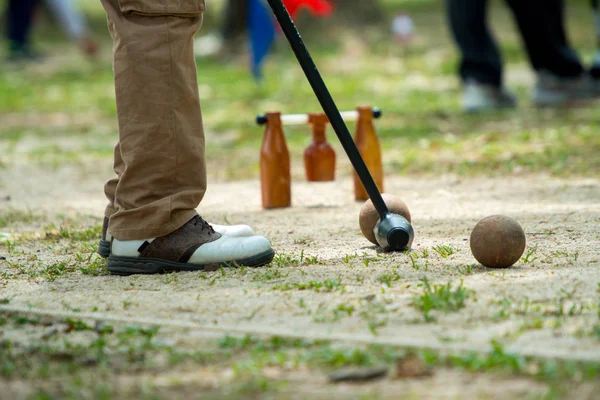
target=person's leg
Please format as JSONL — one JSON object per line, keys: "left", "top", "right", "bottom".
{"left": 101, "top": 0, "right": 207, "bottom": 240}
{"left": 6, "top": 0, "right": 38, "bottom": 55}
{"left": 590, "top": 0, "right": 600, "bottom": 78}
{"left": 445, "top": 0, "right": 516, "bottom": 112}
{"left": 221, "top": 0, "right": 247, "bottom": 43}
{"left": 446, "top": 0, "right": 502, "bottom": 87}
{"left": 98, "top": 140, "right": 255, "bottom": 258}
{"left": 99, "top": 0, "right": 273, "bottom": 274}
{"left": 505, "top": 0, "right": 583, "bottom": 78}
{"left": 505, "top": 0, "right": 594, "bottom": 105}
{"left": 44, "top": 0, "right": 98, "bottom": 57}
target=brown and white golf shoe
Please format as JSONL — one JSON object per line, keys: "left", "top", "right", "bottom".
{"left": 106, "top": 215, "right": 274, "bottom": 275}
{"left": 98, "top": 216, "right": 255, "bottom": 258}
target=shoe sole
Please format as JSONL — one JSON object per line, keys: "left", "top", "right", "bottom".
{"left": 107, "top": 249, "right": 275, "bottom": 276}
{"left": 98, "top": 239, "right": 110, "bottom": 258}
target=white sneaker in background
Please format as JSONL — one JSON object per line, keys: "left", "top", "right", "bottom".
{"left": 462, "top": 80, "right": 517, "bottom": 113}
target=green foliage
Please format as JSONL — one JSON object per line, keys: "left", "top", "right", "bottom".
{"left": 432, "top": 245, "right": 458, "bottom": 258}
{"left": 412, "top": 279, "right": 474, "bottom": 322}
{"left": 0, "top": 208, "right": 43, "bottom": 228}
{"left": 522, "top": 244, "right": 539, "bottom": 263}
{"left": 273, "top": 278, "right": 344, "bottom": 292}
{"left": 377, "top": 272, "right": 402, "bottom": 287}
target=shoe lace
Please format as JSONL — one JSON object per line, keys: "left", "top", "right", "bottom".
{"left": 192, "top": 215, "right": 215, "bottom": 234}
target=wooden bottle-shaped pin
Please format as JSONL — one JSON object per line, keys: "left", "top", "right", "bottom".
{"left": 353, "top": 106, "right": 383, "bottom": 201}
{"left": 260, "top": 112, "right": 291, "bottom": 209}
{"left": 304, "top": 113, "right": 336, "bottom": 182}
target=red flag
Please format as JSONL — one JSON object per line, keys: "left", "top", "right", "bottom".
{"left": 282, "top": 0, "right": 333, "bottom": 18}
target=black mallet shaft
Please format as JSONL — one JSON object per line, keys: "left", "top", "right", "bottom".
{"left": 265, "top": 0, "right": 389, "bottom": 221}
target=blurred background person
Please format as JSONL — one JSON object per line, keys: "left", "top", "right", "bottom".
{"left": 446, "top": 0, "right": 596, "bottom": 112}
{"left": 4, "top": 0, "right": 98, "bottom": 63}
{"left": 45, "top": 0, "right": 98, "bottom": 58}
{"left": 5, "top": 0, "right": 40, "bottom": 62}
{"left": 590, "top": 0, "right": 600, "bottom": 80}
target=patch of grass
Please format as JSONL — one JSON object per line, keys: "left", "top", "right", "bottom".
{"left": 3, "top": 259, "right": 73, "bottom": 281}
{"left": 57, "top": 226, "right": 102, "bottom": 241}
{"left": 273, "top": 278, "right": 344, "bottom": 293}
{"left": 546, "top": 298, "right": 586, "bottom": 317}
{"left": 293, "top": 236, "right": 313, "bottom": 245}
{"left": 2, "top": 305, "right": 600, "bottom": 398}
{"left": 516, "top": 317, "right": 546, "bottom": 334}
{"left": 270, "top": 253, "right": 300, "bottom": 268}
{"left": 421, "top": 338, "right": 600, "bottom": 384}
{"left": 313, "top": 303, "right": 356, "bottom": 323}
{"left": 163, "top": 273, "right": 179, "bottom": 284}
{"left": 341, "top": 253, "right": 358, "bottom": 264}
{"left": 41, "top": 262, "right": 71, "bottom": 280}
{"left": 305, "top": 255, "right": 320, "bottom": 265}
{"left": 0, "top": 208, "right": 44, "bottom": 228}
{"left": 432, "top": 245, "right": 458, "bottom": 259}
{"left": 243, "top": 306, "right": 264, "bottom": 321}
{"left": 358, "top": 299, "right": 390, "bottom": 335}
{"left": 412, "top": 278, "right": 474, "bottom": 322}
{"left": 409, "top": 252, "right": 428, "bottom": 270}
{"left": 0, "top": 314, "right": 161, "bottom": 380}
{"left": 10, "top": 314, "right": 42, "bottom": 326}
{"left": 42, "top": 219, "right": 103, "bottom": 242}
{"left": 218, "top": 334, "right": 394, "bottom": 370}
{"left": 490, "top": 293, "right": 595, "bottom": 330}
{"left": 228, "top": 375, "right": 285, "bottom": 397}
{"left": 551, "top": 250, "right": 580, "bottom": 264}
{"left": 424, "top": 340, "right": 526, "bottom": 375}
{"left": 3, "top": 251, "right": 107, "bottom": 280}
{"left": 361, "top": 253, "right": 380, "bottom": 267}
{"left": 522, "top": 244, "right": 539, "bottom": 263}
{"left": 559, "top": 286, "right": 579, "bottom": 300}
{"left": 77, "top": 254, "right": 108, "bottom": 276}
{"left": 377, "top": 272, "right": 402, "bottom": 287}
{"left": 593, "top": 325, "right": 600, "bottom": 339}
{"left": 333, "top": 303, "right": 356, "bottom": 319}
{"left": 457, "top": 264, "right": 478, "bottom": 275}
{"left": 252, "top": 267, "right": 289, "bottom": 282}
{"left": 217, "top": 335, "right": 310, "bottom": 351}
{"left": 217, "top": 334, "right": 600, "bottom": 384}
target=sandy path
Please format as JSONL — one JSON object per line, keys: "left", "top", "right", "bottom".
{"left": 2, "top": 164, "right": 599, "bottom": 364}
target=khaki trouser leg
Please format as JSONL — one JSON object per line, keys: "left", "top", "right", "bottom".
{"left": 103, "top": 142, "right": 122, "bottom": 218}
{"left": 100, "top": 0, "right": 207, "bottom": 241}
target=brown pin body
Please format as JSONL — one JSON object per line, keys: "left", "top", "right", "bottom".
{"left": 304, "top": 113, "right": 336, "bottom": 182}
{"left": 353, "top": 106, "right": 383, "bottom": 201}
{"left": 260, "top": 112, "right": 291, "bottom": 209}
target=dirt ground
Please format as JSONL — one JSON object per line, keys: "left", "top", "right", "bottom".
{"left": 1, "top": 160, "right": 599, "bottom": 398}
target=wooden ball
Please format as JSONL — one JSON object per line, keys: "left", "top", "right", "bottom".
{"left": 470, "top": 215, "right": 526, "bottom": 268}
{"left": 359, "top": 194, "right": 411, "bottom": 245}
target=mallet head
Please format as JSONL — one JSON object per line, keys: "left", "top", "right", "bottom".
{"left": 374, "top": 213, "right": 414, "bottom": 251}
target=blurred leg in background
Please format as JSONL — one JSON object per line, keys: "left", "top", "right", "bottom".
{"left": 590, "top": 0, "right": 600, "bottom": 78}
{"left": 446, "top": 0, "right": 595, "bottom": 111}
{"left": 505, "top": 0, "right": 593, "bottom": 106}
{"left": 445, "top": 0, "right": 517, "bottom": 112}
{"left": 45, "top": 0, "right": 98, "bottom": 58}
{"left": 221, "top": 0, "right": 248, "bottom": 45}
{"left": 194, "top": 0, "right": 248, "bottom": 58}
{"left": 6, "top": 0, "right": 41, "bottom": 62}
